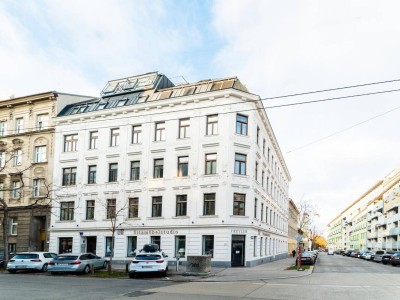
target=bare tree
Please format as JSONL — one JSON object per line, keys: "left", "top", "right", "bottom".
{"left": 97, "top": 196, "right": 129, "bottom": 275}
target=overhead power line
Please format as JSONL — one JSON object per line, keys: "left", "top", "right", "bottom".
{"left": 286, "top": 104, "right": 400, "bottom": 153}
{"left": 264, "top": 78, "right": 400, "bottom": 100}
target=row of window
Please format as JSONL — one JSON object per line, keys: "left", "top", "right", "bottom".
{"left": 0, "top": 114, "right": 49, "bottom": 136}
{"left": 0, "top": 146, "right": 47, "bottom": 167}
{"left": 63, "top": 114, "right": 219, "bottom": 152}
{"left": 1, "top": 178, "right": 45, "bottom": 199}
{"left": 60, "top": 193, "right": 217, "bottom": 221}
{"left": 58, "top": 193, "right": 286, "bottom": 231}
{"left": 58, "top": 235, "right": 213, "bottom": 258}
{"left": 62, "top": 153, "right": 232, "bottom": 186}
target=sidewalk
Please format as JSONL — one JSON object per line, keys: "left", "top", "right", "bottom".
{"left": 113, "top": 257, "right": 313, "bottom": 282}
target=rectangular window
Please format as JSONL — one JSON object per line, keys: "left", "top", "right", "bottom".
{"left": 86, "top": 200, "right": 95, "bottom": 220}
{"left": 132, "top": 125, "right": 142, "bottom": 144}
{"left": 206, "top": 115, "right": 218, "bottom": 135}
{"left": 128, "top": 197, "right": 139, "bottom": 218}
{"left": 179, "top": 118, "right": 190, "bottom": 139}
{"left": 268, "top": 148, "right": 271, "bottom": 164}
{"left": 9, "top": 243, "right": 16, "bottom": 256}
{"left": 32, "top": 179, "right": 43, "bottom": 197}
{"left": 59, "top": 237, "right": 72, "bottom": 254}
{"left": 151, "top": 236, "right": 161, "bottom": 248}
{"left": 177, "top": 156, "right": 188, "bottom": 177}
{"left": 34, "top": 145, "right": 47, "bottom": 163}
{"left": 235, "top": 114, "right": 248, "bottom": 135}
{"left": 110, "top": 128, "right": 120, "bottom": 146}
{"left": 233, "top": 193, "right": 245, "bottom": 216}
{"left": 0, "top": 121, "right": 7, "bottom": 136}
{"left": 9, "top": 217, "right": 18, "bottom": 235}
{"left": 260, "top": 237, "right": 263, "bottom": 257}
{"left": 36, "top": 114, "right": 49, "bottom": 130}
{"left": 234, "top": 153, "right": 246, "bottom": 175}
{"left": 0, "top": 151, "right": 5, "bottom": 167}
{"left": 261, "top": 203, "right": 264, "bottom": 222}
{"left": 261, "top": 170, "right": 265, "bottom": 187}
{"left": 202, "top": 235, "right": 214, "bottom": 257}
{"left": 175, "top": 236, "right": 186, "bottom": 258}
{"left": 89, "top": 131, "right": 98, "bottom": 149}
{"left": 155, "top": 122, "right": 166, "bottom": 141}
{"left": 253, "top": 237, "right": 257, "bottom": 257}
{"left": 127, "top": 236, "right": 137, "bottom": 257}
{"left": 203, "top": 193, "right": 215, "bottom": 215}
{"left": 205, "top": 153, "right": 217, "bottom": 175}
{"left": 255, "top": 162, "right": 258, "bottom": 181}
{"left": 13, "top": 149, "right": 22, "bottom": 166}
{"left": 62, "top": 167, "right": 77, "bottom": 186}
{"left": 108, "top": 163, "right": 118, "bottom": 182}
{"left": 130, "top": 161, "right": 140, "bottom": 181}
{"left": 105, "top": 237, "right": 114, "bottom": 257}
{"left": 11, "top": 181, "right": 21, "bottom": 199}
{"left": 263, "top": 139, "right": 266, "bottom": 155}
{"left": 60, "top": 202, "right": 74, "bottom": 221}
{"left": 152, "top": 196, "right": 162, "bottom": 217}
{"left": 266, "top": 207, "right": 268, "bottom": 224}
{"left": 15, "top": 118, "right": 23, "bottom": 134}
{"left": 64, "top": 134, "right": 78, "bottom": 152}
{"left": 254, "top": 198, "right": 258, "bottom": 219}
{"left": 256, "top": 126, "right": 260, "bottom": 144}
{"left": 88, "top": 165, "right": 97, "bottom": 184}
{"left": 106, "top": 199, "right": 116, "bottom": 219}
{"left": 176, "top": 195, "right": 187, "bottom": 216}
{"left": 153, "top": 159, "right": 164, "bottom": 178}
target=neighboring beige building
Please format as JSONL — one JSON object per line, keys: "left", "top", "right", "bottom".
{"left": 288, "top": 199, "right": 299, "bottom": 254}
{"left": 0, "top": 92, "right": 91, "bottom": 254}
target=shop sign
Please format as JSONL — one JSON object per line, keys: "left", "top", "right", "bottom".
{"left": 132, "top": 229, "right": 179, "bottom": 235}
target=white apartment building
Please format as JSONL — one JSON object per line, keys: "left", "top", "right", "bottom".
{"left": 49, "top": 72, "right": 291, "bottom": 267}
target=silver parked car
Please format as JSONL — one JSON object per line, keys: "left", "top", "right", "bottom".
{"left": 48, "top": 253, "right": 108, "bottom": 274}
{"left": 7, "top": 252, "right": 57, "bottom": 273}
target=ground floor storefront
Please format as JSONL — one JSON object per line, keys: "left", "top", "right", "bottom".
{"left": 49, "top": 225, "right": 288, "bottom": 267}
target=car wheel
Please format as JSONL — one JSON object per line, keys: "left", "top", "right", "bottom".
{"left": 51, "top": 272, "right": 58, "bottom": 275}
{"left": 382, "top": 262, "right": 387, "bottom": 265}
{"left": 103, "top": 261, "right": 108, "bottom": 269}
{"left": 8, "top": 270, "right": 17, "bottom": 274}
{"left": 129, "top": 272, "right": 135, "bottom": 279}
{"left": 41, "top": 264, "right": 48, "bottom": 272}
{"left": 83, "top": 265, "right": 90, "bottom": 274}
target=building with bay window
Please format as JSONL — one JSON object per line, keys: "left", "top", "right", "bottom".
{"left": 49, "top": 72, "right": 291, "bottom": 267}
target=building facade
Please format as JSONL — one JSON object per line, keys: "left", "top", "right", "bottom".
{"left": 327, "top": 167, "right": 400, "bottom": 252}
{"left": 287, "top": 199, "right": 299, "bottom": 254}
{"left": 0, "top": 92, "right": 91, "bottom": 255}
{"left": 49, "top": 72, "right": 291, "bottom": 267}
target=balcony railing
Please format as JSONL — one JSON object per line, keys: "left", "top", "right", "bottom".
{"left": 389, "top": 227, "right": 400, "bottom": 236}
{"left": 390, "top": 213, "right": 400, "bottom": 223}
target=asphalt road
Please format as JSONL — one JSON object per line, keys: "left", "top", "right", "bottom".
{"left": 1, "top": 254, "right": 400, "bottom": 299}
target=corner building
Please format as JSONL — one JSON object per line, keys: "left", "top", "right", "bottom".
{"left": 49, "top": 72, "right": 291, "bottom": 267}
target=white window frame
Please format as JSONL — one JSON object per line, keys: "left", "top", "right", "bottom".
{"left": 34, "top": 145, "right": 47, "bottom": 163}
{"left": 13, "top": 149, "right": 22, "bottom": 166}
{"left": 15, "top": 118, "right": 24, "bottom": 134}
{"left": 0, "top": 121, "right": 7, "bottom": 136}
{"left": 9, "top": 217, "right": 18, "bottom": 235}
{"left": 33, "top": 179, "right": 42, "bottom": 197}
{"left": 64, "top": 134, "right": 78, "bottom": 152}
{"left": 11, "top": 181, "right": 21, "bottom": 199}
{"left": 36, "top": 114, "right": 49, "bottom": 130}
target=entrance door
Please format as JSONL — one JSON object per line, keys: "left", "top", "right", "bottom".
{"left": 87, "top": 237, "right": 97, "bottom": 254}
{"left": 231, "top": 235, "right": 245, "bottom": 267}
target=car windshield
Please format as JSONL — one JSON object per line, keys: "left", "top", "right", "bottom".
{"left": 56, "top": 256, "right": 79, "bottom": 261}
{"left": 135, "top": 254, "right": 162, "bottom": 261}
{"left": 302, "top": 253, "right": 313, "bottom": 257}
{"left": 13, "top": 254, "right": 39, "bottom": 259}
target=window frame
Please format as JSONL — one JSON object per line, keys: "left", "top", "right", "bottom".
{"left": 86, "top": 200, "right": 95, "bottom": 220}
{"left": 36, "top": 114, "right": 49, "bottom": 130}
{"left": 108, "top": 163, "right": 118, "bottom": 182}
{"left": 155, "top": 122, "right": 166, "bottom": 141}
{"left": 233, "top": 193, "right": 246, "bottom": 216}
{"left": 178, "top": 118, "right": 190, "bottom": 139}
{"left": 128, "top": 197, "right": 139, "bottom": 218}
{"left": 130, "top": 161, "right": 140, "bottom": 181}
{"left": 131, "top": 125, "right": 142, "bottom": 144}
{"left": 176, "top": 195, "right": 187, "bottom": 217}
{"left": 89, "top": 131, "right": 98, "bottom": 149}
{"left": 64, "top": 134, "right": 78, "bottom": 152}
{"left": 205, "top": 153, "right": 217, "bottom": 175}
{"left": 34, "top": 145, "right": 47, "bottom": 163}
{"left": 87, "top": 165, "right": 97, "bottom": 184}
{"left": 62, "top": 167, "right": 77, "bottom": 186}
{"left": 60, "top": 201, "right": 74, "bottom": 221}
{"left": 151, "top": 196, "right": 162, "bottom": 217}
{"left": 153, "top": 159, "right": 164, "bottom": 179}
{"left": 203, "top": 193, "right": 216, "bottom": 216}
{"left": 234, "top": 153, "right": 247, "bottom": 175}
{"left": 235, "top": 114, "right": 248, "bottom": 135}
{"left": 202, "top": 235, "right": 214, "bottom": 257}
{"left": 206, "top": 115, "right": 218, "bottom": 135}
{"left": 177, "top": 156, "right": 189, "bottom": 177}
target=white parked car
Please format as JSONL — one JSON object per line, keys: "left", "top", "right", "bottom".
{"left": 328, "top": 249, "right": 334, "bottom": 255}
{"left": 7, "top": 252, "right": 57, "bottom": 273}
{"left": 128, "top": 244, "right": 168, "bottom": 278}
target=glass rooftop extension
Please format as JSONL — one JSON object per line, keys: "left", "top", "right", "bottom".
{"left": 58, "top": 72, "right": 248, "bottom": 117}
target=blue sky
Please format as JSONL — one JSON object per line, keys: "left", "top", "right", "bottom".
{"left": 1, "top": 0, "right": 400, "bottom": 229}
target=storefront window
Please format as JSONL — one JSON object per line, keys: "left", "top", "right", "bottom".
{"left": 151, "top": 236, "right": 161, "bottom": 248}
{"left": 127, "top": 236, "right": 137, "bottom": 257}
{"left": 202, "top": 235, "right": 214, "bottom": 257}
{"left": 59, "top": 237, "right": 73, "bottom": 254}
{"left": 175, "top": 236, "right": 186, "bottom": 258}
{"left": 105, "top": 237, "right": 114, "bottom": 257}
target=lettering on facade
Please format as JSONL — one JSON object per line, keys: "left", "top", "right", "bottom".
{"left": 231, "top": 229, "right": 247, "bottom": 234}
{"left": 132, "top": 229, "right": 179, "bottom": 235}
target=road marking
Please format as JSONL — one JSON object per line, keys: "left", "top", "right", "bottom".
{"left": 252, "top": 283, "right": 265, "bottom": 285}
